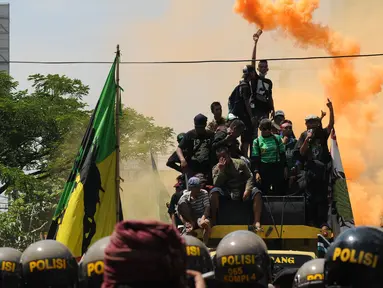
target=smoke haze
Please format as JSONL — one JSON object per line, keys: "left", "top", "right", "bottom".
{"left": 119, "top": 0, "right": 383, "bottom": 225}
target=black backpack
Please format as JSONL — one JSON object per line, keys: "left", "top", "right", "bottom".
{"left": 228, "top": 81, "right": 249, "bottom": 117}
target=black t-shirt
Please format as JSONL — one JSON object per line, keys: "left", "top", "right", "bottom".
{"left": 295, "top": 127, "right": 331, "bottom": 165}
{"left": 178, "top": 129, "right": 214, "bottom": 164}
{"left": 250, "top": 75, "right": 273, "bottom": 113}
{"left": 168, "top": 191, "right": 183, "bottom": 226}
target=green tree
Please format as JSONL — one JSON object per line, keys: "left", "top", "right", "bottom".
{"left": 0, "top": 72, "right": 174, "bottom": 249}
{"left": 120, "top": 107, "right": 174, "bottom": 160}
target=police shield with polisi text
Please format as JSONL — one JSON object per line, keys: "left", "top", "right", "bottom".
{"left": 79, "top": 236, "right": 110, "bottom": 288}
{"left": 0, "top": 247, "right": 22, "bottom": 288}
{"left": 214, "top": 230, "right": 271, "bottom": 287}
{"left": 20, "top": 239, "right": 78, "bottom": 287}
{"left": 293, "top": 258, "right": 325, "bottom": 288}
{"left": 324, "top": 226, "right": 383, "bottom": 287}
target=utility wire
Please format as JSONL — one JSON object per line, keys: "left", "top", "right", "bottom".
{"left": 5, "top": 52, "right": 383, "bottom": 65}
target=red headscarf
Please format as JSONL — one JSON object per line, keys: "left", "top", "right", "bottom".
{"left": 102, "top": 220, "right": 187, "bottom": 288}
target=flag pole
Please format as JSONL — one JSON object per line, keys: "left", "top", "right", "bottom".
{"left": 115, "top": 44, "right": 122, "bottom": 222}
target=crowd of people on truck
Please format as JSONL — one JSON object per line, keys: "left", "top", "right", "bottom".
{"left": 1, "top": 220, "right": 381, "bottom": 287}
{"left": 166, "top": 29, "right": 335, "bottom": 240}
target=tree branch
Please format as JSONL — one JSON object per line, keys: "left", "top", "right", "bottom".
{"left": 30, "top": 221, "right": 48, "bottom": 233}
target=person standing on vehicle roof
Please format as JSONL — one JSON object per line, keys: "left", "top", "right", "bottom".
{"left": 271, "top": 110, "right": 285, "bottom": 135}
{"left": 273, "top": 110, "right": 285, "bottom": 126}
{"left": 228, "top": 65, "right": 255, "bottom": 157}
{"left": 177, "top": 114, "right": 214, "bottom": 183}
{"left": 294, "top": 99, "right": 334, "bottom": 230}
{"left": 249, "top": 29, "right": 275, "bottom": 140}
{"left": 280, "top": 120, "right": 298, "bottom": 193}
{"left": 252, "top": 119, "right": 288, "bottom": 196}
{"left": 208, "top": 101, "right": 226, "bottom": 132}
{"left": 228, "top": 31, "right": 268, "bottom": 158}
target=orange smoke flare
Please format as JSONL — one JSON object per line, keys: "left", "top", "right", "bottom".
{"left": 234, "top": 0, "right": 383, "bottom": 225}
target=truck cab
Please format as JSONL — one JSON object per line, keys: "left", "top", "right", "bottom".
{"left": 196, "top": 194, "right": 331, "bottom": 253}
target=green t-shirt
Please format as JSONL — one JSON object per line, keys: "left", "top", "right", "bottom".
{"left": 252, "top": 135, "right": 285, "bottom": 163}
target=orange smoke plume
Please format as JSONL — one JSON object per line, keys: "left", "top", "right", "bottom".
{"left": 234, "top": 0, "right": 383, "bottom": 225}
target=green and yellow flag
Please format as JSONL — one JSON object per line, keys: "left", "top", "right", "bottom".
{"left": 47, "top": 57, "right": 119, "bottom": 258}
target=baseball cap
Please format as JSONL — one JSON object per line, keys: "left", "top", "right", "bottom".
{"left": 275, "top": 110, "right": 285, "bottom": 117}
{"left": 188, "top": 177, "right": 201, "bottom": 188}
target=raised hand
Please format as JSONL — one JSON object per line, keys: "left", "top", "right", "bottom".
{"left": 253, "top": 29, "right": 263, "bottom": 42}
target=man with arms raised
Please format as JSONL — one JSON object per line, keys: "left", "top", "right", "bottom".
{"left": 250, "top": 29, "right": 275, "bottom": 139}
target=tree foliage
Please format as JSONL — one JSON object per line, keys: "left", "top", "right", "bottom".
{"left": 0, "top": 72, "right": 174, "bottom": 249}
{"left": 120, "top": 107, "right": 174, "bottom": 159}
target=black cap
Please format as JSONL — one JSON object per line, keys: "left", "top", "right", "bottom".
{"left": 79, "top": 236, "right": 110, "bottom": 288}
{"left": 20, "top": 240, "right": 78, "bottom": 287}
{"left": 215, "top": 230, "right": 271, "bottom": 287}
{"left": 194, "top": 113, "right": 208, "bottom": 128}
{"left": 324, "top": 226, "right": 383, "bottom": 287}
{"left": 0, "top": 247, "right": 22, "bottom": 288}
{"left": 177, "top": 133, "right": 186, "bottom": 143}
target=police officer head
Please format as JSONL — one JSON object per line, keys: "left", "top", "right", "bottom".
{"left": 215, "top": 230, "right": 271, "bottom": 287}
{"left": 0, "top": 247, "right": 22, "bottom": 288}
{"left": 324, "top": 226, "right": 383, "bottom": 287}
{"left": 183, "top": 235, "right": 214, "bottom": 286}
{"left": 20, "top": 239, "right": 78, "bottom": 287}
{"left": 79, "top": 236, "right": 110, "bottom": 288}
{"left": 183, "top": 235, "right": 213, "bottom": 273}
{"left": 293, "top": 258, "right": 325, "bottom": 288}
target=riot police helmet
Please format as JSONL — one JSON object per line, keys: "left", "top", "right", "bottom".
{"left": 79, "top": 236, "right": 110, "bottom": 288}
{"left": 20, "top": 239, "right": 78, "bottom": 287}
{"left": 293, "top": 258, "right": 325, "bottom": 287}
{"left": 183, "top": 235, "right": 213, "bottom": 274}
{"left": 215, "top": 230, "right": 271, "bottom": 287}
{"left": 324, "top": 226, "right": 383, "bottom": 287}
{"left": 0, "top": 247, "right": 22, "bottom": 288}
